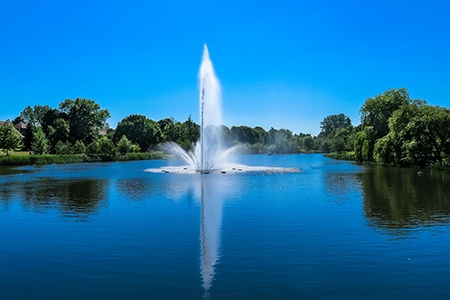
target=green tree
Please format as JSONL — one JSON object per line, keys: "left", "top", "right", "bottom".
{"left": 158, "top": 117, "right": 177, "bottom": 142}
{"left": 73, "top": 140, "right": 86, "bottom": 154}
{"left": 220, "top": 125, "right": 233, "bottom": 147}
{"left": 23, "top": 123, "right": 34, "bottom": 151}
{"left": 45, "top": 117, "right": 71, "bottom": 153}
{"left": 371, "top": 100, "right": 450, "bottom": 167}
{"left": 114, "top": 114, "right": 161, "bottom": 151}
{"left": 231, "top": 126, "right": 257, "bottom": 144}
{"left": 359, "top": 88, "right": 411, "bottom": 160}
{"left": 86, "top": 140, "right": 101, "bottom": 157}
{"left": 59, "top": 98, "right": 110, "bottom": 144}
{"left": 0, "top": 121, "right": 23, "bottom": 155}
{"left": 20, "top": 105, "right": 52, "bottom": 127}
{"left": 32, "top": 127, "right": 49, "bottom": 154}
{"left": 265, "top": 128, "right": 294, "bottom": 153}
{"left": 303, "top": 135, "right": 314, "bottom": 151}
{"left": 54, "top": 140, "right": 72, "bottom": 155}
{"left": 330, "top": 127, "right": 353, "bottom": 153}
{"left": 399, "top": 105, "right": 450, "bottom": 166}
{"left": 354, "top": 126, "right": 375, "bottom": 162}
{"left": 117, "top": 135, "right": 133, "bottom": 155}
{"left": 183, "top": 115, "right": 199, "bottom": 144}
{"left": 374, "top": 134, "right": 396, "bottom": 164}
{"left": 98, "top": 137, "right": 117, "bottom": 160}
{"left": 320, "top": 113, "right": 352, "bottom": 137}
{"left": 175, "top": 115, "right": 200, "bottom": 149}
{"left": 252, "top": 126, "right": 268, "bottom": 144}
{"left": 19, "top": 105, "right": 52, "bottom": 151}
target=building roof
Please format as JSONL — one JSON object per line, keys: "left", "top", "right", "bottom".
{"left": 14, "top": 121, "right": 27, "bottom": 130}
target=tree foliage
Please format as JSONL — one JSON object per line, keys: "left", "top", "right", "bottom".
{"left": 320, "top": 113, "right": 352, "bottom": 137}
{"left": 352, "top": 88, "right": 450, "bottom": 168}
{"left": 114, "top": 114, "right": 161, "bottom": 151}
{"left": 8, "top": 86, "right": 450, "bottom": 170}
{"left": 117, "top": 135, "right": 135, "bottom": 155}
{"left": 32, "top": 127, "right": 49, "bottom": 155}
{"left": 316, "top": 114, "right": 354, "bottom": 154}
{"left": 73, "top": 140, "right": 86, "bottom": 154}
{"left": 0, "top": 121, "right": 23, "bottom": 155}
{"left": 373, "top": 103, "right": 450, "bottom": 167}
{"left": 59, "top": 98, "right": 110, "bottom": 144}
{"left": 54, "top": 140, "right": 72, "bottom": 155}
{"left": 20, "top": 105, "right": 52, "bottom": 128}
{"left": 359, "top": 88, "right": 411, "bottom": 160}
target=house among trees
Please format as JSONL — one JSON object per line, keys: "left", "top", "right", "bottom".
{"left": 0, "top": 120, "right": 26, "bottom": 137}
{"left": 14, "top": 121, "right": 27, "bottom": 131}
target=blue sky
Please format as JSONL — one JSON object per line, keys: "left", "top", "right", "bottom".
{"left": 1, "top": 0, "right": 449, "bottom": 135}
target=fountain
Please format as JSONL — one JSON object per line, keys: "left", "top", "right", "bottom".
{"left": 143, "top": 44, "right": 300, "bottom": 296}
{"left": 147, "top": 45, "right": 299, "bottom": 174}
{"left": 162, "top": 44, "right": 237, "bottom": 173}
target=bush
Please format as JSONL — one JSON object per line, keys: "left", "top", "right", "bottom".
{"left": 0, "top": 155, "right": 32, "bottom": 165}
{"left": 86, "top": 138, "right": 117, "bottom": 161}
{"left": 117, "top": 135, "right": 133, "bottom": 155}
{"left": 73, "top": 140, "right": 86, "bottom": 154}
{"left": 55, "top": 141, "right": 73, "bottom": 155}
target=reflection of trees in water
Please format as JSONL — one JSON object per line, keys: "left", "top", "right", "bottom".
{"left": 0, "top": 178, "right": 108, "bottom": 219}
{"left": 359, "top": 166, "right": 450, "bottom": 233}
{"left": 324, "top": 172, "right": 361, "bottom": 203}
{"left": 115, "top": 178, "right": 154, "bottom": 201}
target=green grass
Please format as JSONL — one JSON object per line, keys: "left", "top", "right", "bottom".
{"left": 0, "top": 150, "right": 30, "bottom": 156}
{"left": 0, "top": 154, "right": 85, "bottom": 165}
{"left": 119, "top": 151, "right": 166, "bottom": 160}
{"left": 0, "top": 151, "right": 166, "bottom": 166}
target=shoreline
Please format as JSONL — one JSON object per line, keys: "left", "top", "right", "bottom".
{"left": 0, "top": 151, "right": 166, "bottom": 166}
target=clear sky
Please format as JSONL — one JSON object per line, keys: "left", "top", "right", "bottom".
{"left": 1, "top": 0, "right": 449, "bottom": 135}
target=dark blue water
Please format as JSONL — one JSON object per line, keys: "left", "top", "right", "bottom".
{"left": 1, "top": 154, "right": 450, "bottom": 299}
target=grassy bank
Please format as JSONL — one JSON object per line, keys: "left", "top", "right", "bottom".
{"left": 325, "top": 151, "right": 355, "bottom": 161}
{"left": 0, "top": 151, "right": 166, "bottom": 166}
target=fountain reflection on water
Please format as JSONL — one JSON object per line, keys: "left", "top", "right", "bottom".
{"left": 198, "top": 175, "right": 223, "bottom": 297}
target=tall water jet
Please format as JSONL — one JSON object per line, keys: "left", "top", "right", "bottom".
{"left": 162, "top": 44, "right": 235, "bottom": 173}
{"left": 198, "top": 44, "right": 223, "bottom": 173}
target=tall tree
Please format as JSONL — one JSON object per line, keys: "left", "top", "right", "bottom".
{"left": 359, "top": 88, "right": 411, "bottom": 160}
{"left": 59, "top": 98, "right": 110, "bottom": 144}
{"left": 182, "top": 115, "right": 199, "bottom": 145}
{"left": 19, "top": 105, "right": 52, "bottom": 150}
{"left": 20, "top": 105, "right": 52, "bottom": 127}
{"left": 319, "top": 113, "right": 352, "bottom": 137}
{"left": 375, "top": 102, "right": 450, "bottom": 167}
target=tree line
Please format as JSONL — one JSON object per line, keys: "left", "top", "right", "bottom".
{"left": 1, "top": 88, "right": 449, "bottom": 168}
{"left": 0, "top": 98, "right": 319, "bottom": 158}
{"left": 317, "top": 88, "right": 450, "bottom": 169}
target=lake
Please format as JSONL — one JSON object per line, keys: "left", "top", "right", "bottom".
{"left": 1, "top": 154, "right": 450, "bottom": 299}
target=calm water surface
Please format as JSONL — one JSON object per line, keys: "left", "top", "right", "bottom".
{"left": 1, "top": 154, "right": 450, "bottom": 299}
